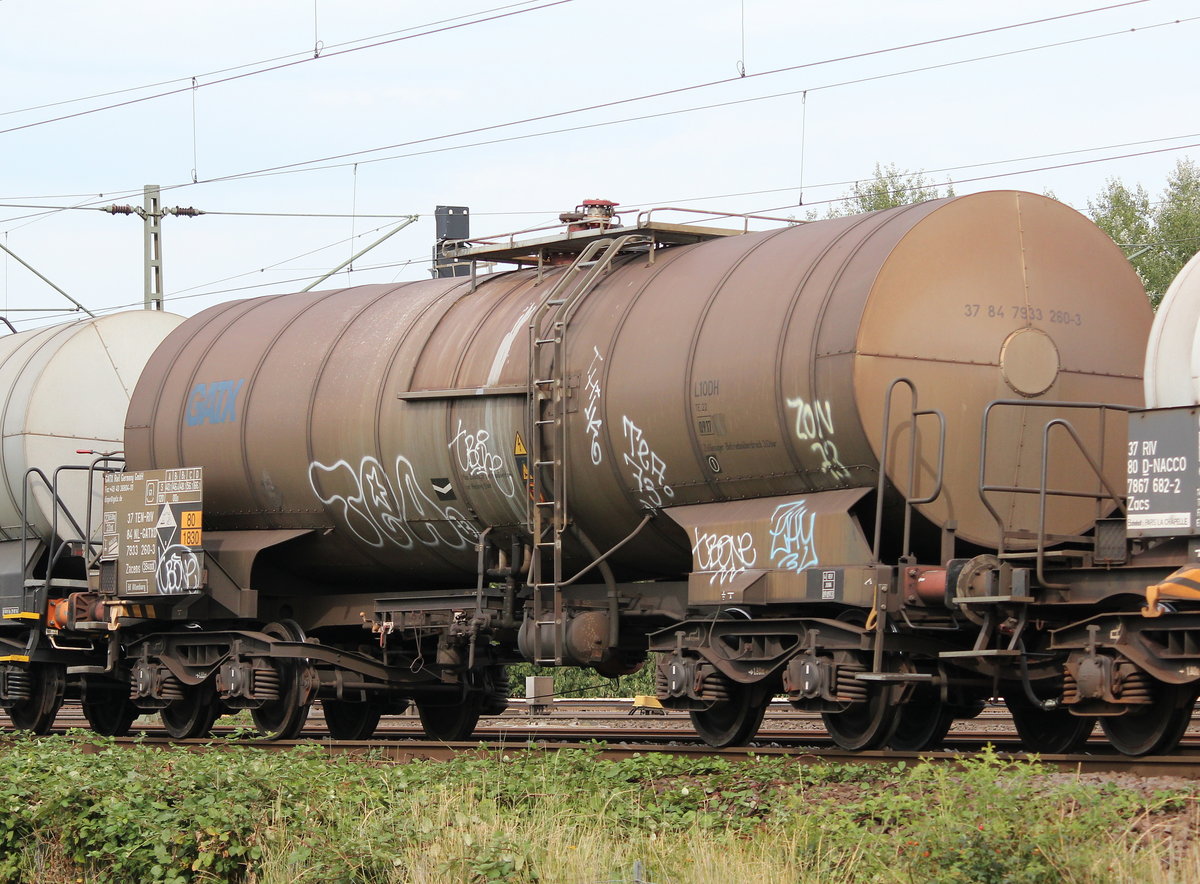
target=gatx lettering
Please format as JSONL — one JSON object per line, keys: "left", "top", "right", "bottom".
{"left": 186, "top": 379, "right": 246, "bottom": 426}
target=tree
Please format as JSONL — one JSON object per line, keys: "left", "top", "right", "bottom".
{"left": 1088, "top": 158, "right": 1200, "bottom": 307}
{"left": 827, "top": 162, "right": 954, "bottom": 217}
{"left": 1143, "top": 159, "right": 1200, "bottom": 304}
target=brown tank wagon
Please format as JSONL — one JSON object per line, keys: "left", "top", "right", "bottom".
{"left": 8, "top": 191, "right": 1200, "bottom": 757}
{"left": 129, "top": 191, "right": 1144, "bottom": 574}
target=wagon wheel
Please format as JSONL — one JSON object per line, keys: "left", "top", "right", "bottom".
{"left": 1102, "top": 681, "right": 1197, "bottom": 757}
{"left": 161, "top": 681, "right": 221, "bottom": 739}
{"left": 689, "top": 685, "right": 769, "bottom": 748}
{"left": 82, "top": 678, "right": 140, "bottom": 737}
{"left": 1005, "top": 694, "right": 1094, "bottom": 754}
{"left": 252, "top": 620, "right": 314, "bottom": 740}
{"left": 417, "top": 693, "right": 484, "bottom": 741}
{"left": 888, "top": 683, "right": 955, "bottom": 751}
{"left": 322, "top": 699, "right": 382, "bottom": 740}
{"left": 5, "top": 663, "right": 65, "bottom": 734}
{"left": 821, "top": 652, "right": 901, "bottom": 751}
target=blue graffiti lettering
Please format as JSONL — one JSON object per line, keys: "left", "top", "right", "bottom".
{"left": 186, "top": 379, "right": 246, "bottom": 426}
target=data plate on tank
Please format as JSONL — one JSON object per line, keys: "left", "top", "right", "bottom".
{"left": 101, "top": 468, "right": 205, "bottom": 596}
{"left": 1127, "top": 407, "right": 1200, "bottom": 537}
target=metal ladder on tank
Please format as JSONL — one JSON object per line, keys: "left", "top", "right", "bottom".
{"left": 526, "top": 234, "right": 650, "bottom": 665}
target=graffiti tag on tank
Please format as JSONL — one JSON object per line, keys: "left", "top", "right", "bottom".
{"left": 448, "top": 419, "right": 516, "bottom": 499}
{"left": 769, "top": 499, "right": 819, "bottom": 572}
{"left": 785, "top": 396, "right": 850, "bottom": 481}
{"left": 157, "top": 545, "right": 203, "bottom": 594}
{"left": 309, "top": 455, "right": 479, "bottom": 550}
{"left": 692, "top": 528, "right": 756, "bottom": 585}
{"left": 622, "top": 416, "right": 674, "bottom": 509}
{"left": 186, "top": 378, "right": 246, "bottom": 426}
{"left": 583, "top": 347, "right": 604, "bottom": 466}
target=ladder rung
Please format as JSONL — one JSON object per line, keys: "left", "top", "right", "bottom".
{"left": 534, "top": 459, "right": 557, "bottom": 466}
{"left": 535, "top": 419, "right": 556, "bottom": 426}
{"left": 546, "top": 299, "right": 565, "bottom": 305}
{"left": 534, "top": 338, "right": 559, "bottom": 345}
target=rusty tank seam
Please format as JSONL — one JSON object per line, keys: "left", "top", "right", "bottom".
{"left": 682, "top": 225, "right": 794, "bottom": 504}
{"left": 171, "top": 298, "right": 283, "bottom": 472}
{"left": 373, "top": 275, "right": 485, "bottom": 574}
{"left": 238, "top": 290, "right": 341, "bottom": 520}
{"left": 772, "top": 204, "right": 929, "bottom": 493}
{"left": 775, "top": 211, "right": 884, "bottom": 489}
{"left": 439, "top": 270, "right": 531, "bottom": 531}
{"left": 596, "top": 246, "right": 699, "bottom": 560}
{"left": 126, "top": 299, "right": 223, "bottom": 468}
{"left": 317, "top": 278, "right": 469, "bottom": 577}
{"left": 306, "top": 283, "right": 412, "bottom": 486}
{"left": 1006, "top": 192, "right": 1030, "bottom": 533}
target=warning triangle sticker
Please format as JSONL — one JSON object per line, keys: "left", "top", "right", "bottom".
{"left": 156, "top": 506, "right": 177, "bottom": 530}
{"left": 514, "top": 432, "right": 527, "bottom": 457}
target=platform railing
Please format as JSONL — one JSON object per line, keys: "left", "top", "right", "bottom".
{"left": 978, "top": 400, "right": 1134, "bottom": 587}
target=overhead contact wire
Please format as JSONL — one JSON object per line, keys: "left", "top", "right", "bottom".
{"left": 190, "top": 1, "right": 1162, "bottom": 184}
{"left": 0, "top": 0, "right": 558, "bottom": 120}
{"left": 0, "top": 0, "right": 580, "bottom": 136}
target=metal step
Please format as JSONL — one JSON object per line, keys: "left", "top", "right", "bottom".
{"left": 854, "top": 672, "right": 935, "bottom": 683}
{"left": 939, "top": 649, "right": 1022, "bottom": 659}
{"left": 955, "top": 595, "right": 1035, "bottom": 605}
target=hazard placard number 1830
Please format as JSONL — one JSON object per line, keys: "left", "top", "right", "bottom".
{"left": 180, "top": 510, "right": 202, "bottom": 547}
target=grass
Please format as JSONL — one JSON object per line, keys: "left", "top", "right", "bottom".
{"left": 0, "top": 734, "right": 1196, "bottom": 883}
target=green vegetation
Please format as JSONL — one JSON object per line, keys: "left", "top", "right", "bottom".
{"left": 506, "top": 661, "right": 655, "bottom": 699}
{"left": 1088, "top": 158, "right": 1200, "bottom": 307}
{"left": 0, "top": 736, "right": 1195, "bottom": 883}
{"left": 826, "top": 162, "right": 955, "bottom": 216}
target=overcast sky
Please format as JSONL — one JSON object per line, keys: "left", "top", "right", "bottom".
{"left": 1, "top": 0, "right": 1196, "bottom": 326}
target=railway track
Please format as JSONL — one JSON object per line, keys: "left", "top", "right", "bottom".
{"left": 11, "top": 699, "right": 1200, "bottom": 778}
{"left": 36, "top": 732, "right": 1200, "bottom": 779}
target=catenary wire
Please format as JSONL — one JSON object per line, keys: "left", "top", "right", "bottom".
{"left": 620, "top": 132, "right": 1200, "bottom": 209}
{"left": 0, "top": 4, "right": 1180, "bottom": 228}
{"left": 0, "top": 1, "right": 557, "bottom": 120}
{"left": 5, "top": 132, "right": 1197, "bottom": 224}
{"left": 5, "top": 130, "right": 1198, "bottom": 311}
{"left": 187, "top": 2, "right": 1168, "bottom": 185}
{"left": 0, "top": 0, "right": 580, "bottom": 137}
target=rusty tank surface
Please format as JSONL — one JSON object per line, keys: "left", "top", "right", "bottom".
{"left": 125, "top": 191, "right": 1149, "bottom": 586}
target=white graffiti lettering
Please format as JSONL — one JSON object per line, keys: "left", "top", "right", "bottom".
{"left": 449, "top": 420, "right": 516, "bottom": 498}
{"left": 309, "top": 455, "right": 479, "bottom": 550}
{"left": 769, "top": 500, "right": 819, "bottom": 572}
{"left": 785, "top": 395, "right": 850, "bottom": 480}
{"left": 584, "top": 347, "right": 604, "bottom": 466}
{"left": 157, "top": 544, "right": 202, "bottom": 594}
{"left": 622, "top": 416, "right": 674, "bottom": 509}
{"left": 692, "top": 528, "right": 756, "bottom": 585}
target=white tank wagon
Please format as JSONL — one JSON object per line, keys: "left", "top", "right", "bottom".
{"left": 0, "top": 311, "right": 183, "bottom": 733}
